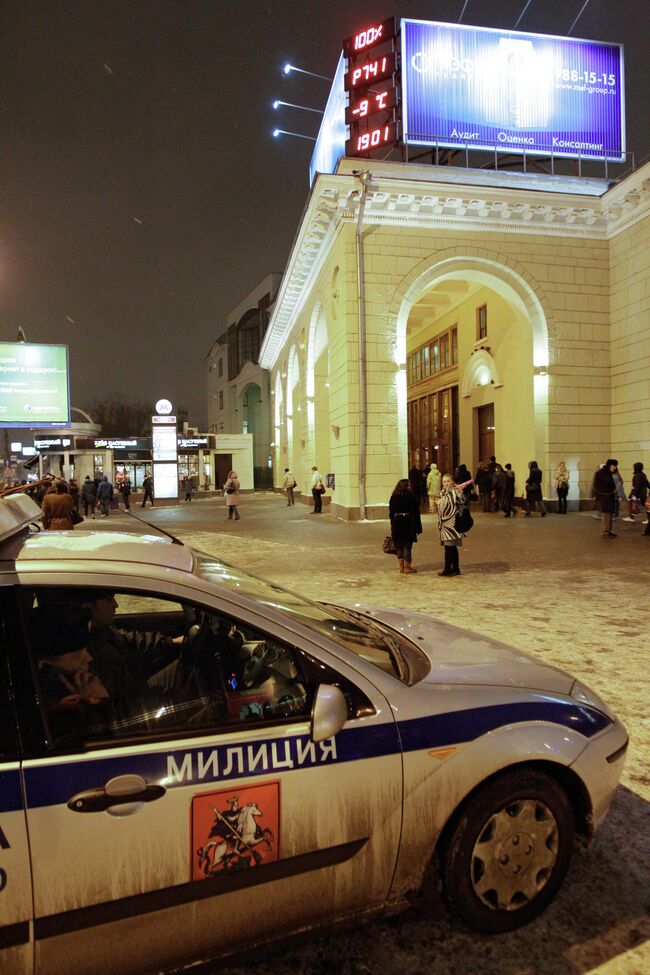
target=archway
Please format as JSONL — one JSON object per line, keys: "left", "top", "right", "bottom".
{"left": 393, "top": 255, "right": 550, "bottom": 494}
{"left": 307, "top": 302, "right": 331, "bottom": 477}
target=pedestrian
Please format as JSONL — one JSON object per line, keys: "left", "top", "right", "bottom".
{"left": 437, "top": 474, "right": 465, "bottom": 577}
{"left": 224, "top": 470, "right": 241, "bottom": 520}
{"left": 554, "top": 461, "right": 570, "bottom": 514}
{"left": 455, "top": 464, "right": 473, "bottom": 503}
{"left": 475, "top": 462, "right": 493, "bottom": 512}
{"left": 426, "top": 462, "right": 442, "bottom": 511}
{"left": 389, "top": 478, "right": 422, "bottom": 574}
{"left": 500, "top": 463, "right": 517, "bottom": 517}
{"left": 525, "top": 461, "right": 546, "bottom": 517}
{"left": 141, "top": 474, "right": 154, "bottom": 507}
{"left": 81, "top": 475, "right": 97, "bottom": 518}
{"left": 68, "top": 478, "right": 80, "bottom": 512}
{"left": 282, "top": 468, "right": 296, "bottom": 506}
{"left": 42, "top": 481, "right": 76, "bottom": 530}
{"left": 487, "top": 455, "right": 503, "bottom": 510}
{"left": 611, "top": 461, "right": 626, "bottom": 520}
{"left": 591, "top": 459, "right": 618, "bottom": 537}
{"left": 310, "top": 466, "right": 325, "bottom": 513}
{"left": 96, "top": 475, "right": 114, "bottom": 518}
{"left": 408, "top": 465, "right": 424, "bottom": 511}
{"left": 421, "top": 465, "right": 431, "bottom": 512}
{"left": 120, "top": 476, "right": 132, "bottom": 511}
{"left": 184, "top": 476, "right": 194, "bottom": 502}
{"left": 630, "top": 462, "right": 650, "bottom": 535}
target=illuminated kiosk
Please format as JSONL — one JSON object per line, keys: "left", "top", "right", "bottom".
{"left": 261, "top": 18, "right": 649, "bottom": 519}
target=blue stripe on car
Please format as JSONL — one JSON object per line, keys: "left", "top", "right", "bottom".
{"left": 10, "top": 699, "right": 610, "bottom": 813}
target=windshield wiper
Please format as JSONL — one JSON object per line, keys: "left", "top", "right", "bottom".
{"left": 320, "top": 603, "right": 409, "bottom": 682}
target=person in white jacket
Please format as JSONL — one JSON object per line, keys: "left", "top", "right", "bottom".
{"left": 282, "top": 468, "right": 296, "bottom": 506}
{"left": 310, "top": 466, "right": 325, "bottom": 514}
{"left": 426, "top": 463, "right": 442, "bottom": 510}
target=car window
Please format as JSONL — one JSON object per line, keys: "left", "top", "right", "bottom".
{"left": 21, "top": 587, "right": 316, "bottom": 750}
{"left": 194, "top": 553, "right": 424, "bottom": 682}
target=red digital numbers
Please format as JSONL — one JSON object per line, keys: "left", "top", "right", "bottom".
{"left": 343, "top": 17, "right": 396, "bottom": 58}
{"left": 345, "top": 87, "right": 397, "bottom": 125}
{"left": 345, "top": 123, "right": 397, "bottom": 157}
{"left": 344, "top": 52, "right": 396, "bottom": 92}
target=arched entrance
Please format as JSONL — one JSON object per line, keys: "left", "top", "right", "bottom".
{"left": 395, "top": 255, "right": 550, "bottom": 491}
{"left": 307, "top": 303, "right": 331, "bottom": 475}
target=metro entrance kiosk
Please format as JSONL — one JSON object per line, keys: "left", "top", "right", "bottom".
{"left": 152, "top": 399, "right": 178, "bottom": 501}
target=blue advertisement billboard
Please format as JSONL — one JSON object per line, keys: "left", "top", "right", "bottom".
{"left": 309, "top": 53, "right": 347, "bottom": 185}
{"left": 401, "top": 20, "right": 625, "bottom": 161}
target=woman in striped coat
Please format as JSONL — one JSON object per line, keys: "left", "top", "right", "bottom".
{"left": 437, "top": 474, "right": 464, "bottom": 577}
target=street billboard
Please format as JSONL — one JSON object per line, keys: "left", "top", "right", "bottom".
{"left": 401, "top": 19, "right": 625, "bottom": 161}
{"left": 0, "top": 342, "right": 70, "bottom": 427}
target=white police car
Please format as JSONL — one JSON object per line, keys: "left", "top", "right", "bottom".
{"left": 0, "top": 495, "right": 627, "bottom": 974}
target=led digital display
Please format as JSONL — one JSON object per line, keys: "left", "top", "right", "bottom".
{"left": 342, "top": 17, "right": 396, "bottom": 58}
{"left": 0, "top": 342, "right": 70, "bottom": 428}
{"left": 345, "top": 87, "right": 398, "bottom": 125}
{"left": 345, "top": 122, "right": 397, "bottom": 157}
{"left": 401, "top": 19, "right": 625, "bottom": 161}
{"left": 344, "top": 52, "right": 396, "bottom": 92}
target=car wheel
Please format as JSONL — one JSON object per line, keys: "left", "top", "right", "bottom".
{"left": 441, "top": 769, "right": 575, "bottom": 933}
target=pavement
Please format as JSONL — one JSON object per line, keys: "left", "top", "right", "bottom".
{"left": 86, "top": 495, "right": 649, "bottom": 975}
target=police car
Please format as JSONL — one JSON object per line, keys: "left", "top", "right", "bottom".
{"left": 0, "top": 494, "right": 627, "bottom": 975}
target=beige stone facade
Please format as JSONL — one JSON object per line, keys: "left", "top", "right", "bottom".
{"left": 260, "top": 158, "right": 650, "bottom": 519}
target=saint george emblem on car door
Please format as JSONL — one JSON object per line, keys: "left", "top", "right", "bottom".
{"left": 191, "top": 781, "right": 280, "bottom": 880}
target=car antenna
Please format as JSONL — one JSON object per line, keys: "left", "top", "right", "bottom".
{"left": 124, "top": 508, "right": 184, "bottom": 545}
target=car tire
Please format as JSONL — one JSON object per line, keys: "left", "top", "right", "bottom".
{"left": 441, "top": 768, "right": 575, "bottom": 933}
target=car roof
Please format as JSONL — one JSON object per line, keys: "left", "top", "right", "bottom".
{"left": 0, "top": 530, "right": 196, "bottom": 575}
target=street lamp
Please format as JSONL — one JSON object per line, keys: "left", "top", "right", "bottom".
{"left": 283, "top": 63, "right": 332, "bottom": 81}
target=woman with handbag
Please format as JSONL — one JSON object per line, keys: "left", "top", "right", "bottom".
{"left": 437, "top": 474, "right": 466, "bottom": 577}
{"left": 554, "top": 461, "right": 570, "bottom": 514}
{"left": 224, "top": 471, "right": 241, "bottom": 520}
{"left": 631, "top": 462, "right": 650, "bottom": 535}
{"left": 389, "top": 479, "right": 422, "bottom": 574}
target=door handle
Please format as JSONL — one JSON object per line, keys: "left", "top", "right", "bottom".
{"left": 68, "top": 774, "right": 166, "bottom": 815}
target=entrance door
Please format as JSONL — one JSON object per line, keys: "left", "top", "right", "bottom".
{"left": 215, "top": 454, "right": 232, "bottom": 490}
{"left": 477, "top": 404, "right": 495, "bottom": 462}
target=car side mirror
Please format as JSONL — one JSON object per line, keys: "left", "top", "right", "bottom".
{"left": 310, "top": 684, "right": 348, "bottom": 743}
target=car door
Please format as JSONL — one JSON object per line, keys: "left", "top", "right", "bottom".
{"left": 0, "top": 596, "right": 33, "bottom": 975}
{"left": 10, "top": 580, "right": 402, "bottom": 975}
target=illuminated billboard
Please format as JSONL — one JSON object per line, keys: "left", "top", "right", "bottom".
{"left": 401, "top": 20, "right": 625, "bottom": 161}
{"left": 309, "top": 53, "right": 347, "bottom": 184}
{"left": 0, "top": 343, "right": 70, "bottom": 427}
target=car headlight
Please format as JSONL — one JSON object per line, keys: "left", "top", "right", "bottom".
{"left": 570, "top": 679, "right": 615, "bottom": 722}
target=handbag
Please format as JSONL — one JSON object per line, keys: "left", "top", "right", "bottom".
{"left": 629, "top": 498, "right": 641, "bottom": 516}
{"left": 645, "top": 497, "right": 650, "bottom": 512}
{"left": 382, "top": 535, "right": 397, "bottom": 555}
{"left": 225, "top": 484, "right": 236, "bottom": 494}
{"left": 70, "top": 508, "right": 83, "bottom": 525}
{"left": 292, "top": 480, "right": 297, "bottom": 489}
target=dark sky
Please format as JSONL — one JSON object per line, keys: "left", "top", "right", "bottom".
{"left": 1, "top": 0, "right": 648, "bottom": 428}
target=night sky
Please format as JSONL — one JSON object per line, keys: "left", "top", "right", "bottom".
{"left": 1, "top": 0, "right": 648, "bottom": 429}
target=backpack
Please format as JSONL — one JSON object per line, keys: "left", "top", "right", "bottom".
{"left": 455, "top": 498, "right": 474, "bottom": 534}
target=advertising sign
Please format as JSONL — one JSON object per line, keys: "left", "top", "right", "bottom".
{"left": 152, "top": 425, "right": 178, "bottom": 462}
{"left": 0, "top": 343, "right": 70, "bottom": 427}
{"left": 153, "top": 462, "right": 178, "bottom": 500}
{"left": 309, "top": 53, "right": 347, "bottom": 185}
{"left": 401, "top": 19, "right": 625, "bottom": 160}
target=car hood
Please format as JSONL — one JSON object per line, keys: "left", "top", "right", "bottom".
{"left": 361, "top": 606, "right": 574, "bottom": 693}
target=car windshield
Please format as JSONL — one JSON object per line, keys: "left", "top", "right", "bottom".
{"left": 194, "top": 552, "right": 425, "bottom": 684}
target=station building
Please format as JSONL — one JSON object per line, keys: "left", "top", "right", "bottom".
{"left": 260, "top": 157, "right": 650, "bottom": 519}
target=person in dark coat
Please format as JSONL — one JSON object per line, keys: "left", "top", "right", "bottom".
{"left": 142, "top": 474, "right": 154, "bottom": 507}
{"left": 455, "top": 464, "right": 473, "bottom": 503}
{"left": 81, "top": 476, "right": 97, "bottom": 518}
{"left": 591, "top": 459, "right": 618, "bottom": 537}
{"left": 525, "top": 461, "right": 546, "bottom": 517}
{"left": 500, "top": 463, "right": 517, "bottom": 517}
{"left": 389, "top": 478, "right": 422, "bottom": 574}
{"left": 120, "top": 476, "right": 132, "bottom": 511}
{"left": 42, "top": 481, "right": 76, "bottom": 530}
{"left": 96, "top": 475, "right": 114, "bottom": 518}
{"left": 408, "top": 466, "right": 425, "bottom": 511}
{"left": 631, "top": 462, "right": 650, "bottom": 535}
{"left": 475, "top": 463, "right": 493, "bottom": 512}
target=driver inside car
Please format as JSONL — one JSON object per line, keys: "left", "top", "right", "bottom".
{"left": 36, "top": 589, "right": 184, "bottom": 706}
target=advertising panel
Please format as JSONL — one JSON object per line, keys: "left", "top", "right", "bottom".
{"left": 309, "top": 53, "right": 347, "bottom": 184}
{"left": 153, "top": 462, "right": 179, "bottom": 500}
{"left": 401, "top": 19, "right": 625, "bottom": 160}
{"left": 0, "top": 343, "right": 70, "bottom": 427}
{"left": 152, "top": 425, "right": 178, "bottom": 462}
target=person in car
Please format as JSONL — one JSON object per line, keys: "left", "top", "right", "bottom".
{"left": 33, "top": 608, "right": 111, "bottom": 719}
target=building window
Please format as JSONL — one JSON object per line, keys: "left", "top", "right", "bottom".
{"left": 477, "top": 304, "right": 487, "bottom": 340}
{"left": 422, "top": 345, "right": 430, "bottom": 378}
{"left": 451, "top": 326, "right": 458, "bottom": 364}
{"left": 218, "top": 391, "right": 224, "bottom": 410}
{"left": 218, "top": 358, "right": 223, "bottom": 377}
{"left": 432, "top": 340, "right": 440, "bottom": 373}
{"left": 440, "top": 334, "right": 449, "bottom": 370}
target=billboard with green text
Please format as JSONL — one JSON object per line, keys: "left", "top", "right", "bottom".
{"left": 0, "top": 343, "right": 70, "bottom": 427}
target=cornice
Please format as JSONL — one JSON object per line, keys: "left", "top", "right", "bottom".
{"left": 260, "top": 161, "right": 650, "bottom": 370}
